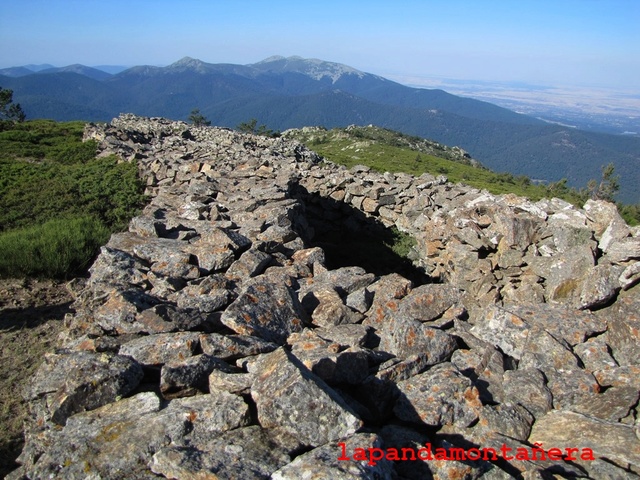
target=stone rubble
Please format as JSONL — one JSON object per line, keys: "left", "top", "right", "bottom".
{"left": 10, "top": 114, "right": 640, "bottom": 479}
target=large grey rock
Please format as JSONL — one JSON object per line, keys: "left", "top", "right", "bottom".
{"left": 23, "top": 392, "right": 188, "bottom": 479}
{"left": 579, "top": 263, "right": 622, "bottom": 309}
{"left": 599, "top": 290, "right": 640, "bottom": 365}
{"left": 151, "top": 425, "right": 292, "bottom": 479}
{"left": 26, "top": 351, "right": 143, "bottom": 425}
{"left": 620, "top": 261, "right": 640, "bottom": 290}
{"left": 450, "top": 346, "right": 506, "bottom": 404}
{"left": 271, "top": 433, "right": 394, "bottom": 480}
{"left": 221, "top": 276, "right": 309, "bottom": 344}
{"left": 530, "top": 410, "right": 640, "bottom": 473}
{"left": 199, "top": 332, "right": 278, "bottom": 360}
{"left": 314, "top": 323, "right": 375, "bottom": 349}
{"left": 289, "top": 330, "right": 371, "bottom": 385}
{"left": 92, "top": 288, "right": 159, "bottom": 334}
{"left": 470, "top": 304, "right": 604, "bottom": 362}
{"left": 583, "top": 199, "right": 626, "bottom": 239}
{"left": 502, "top": 368, "right": 553, "bottom": 419}
{"left": 133, "top": 303, "right": 210, "bottom": 332}
{"left": 118, "top": 331, "right": 200, "bottom": 367}
{"left": 314, "top": 266, "right": 376, "bottom": 296}
{"left": 162, "top": 391, "right": 251, "bottom": 445}
{"left": 250, "top": 348, "right": 362, "bottom": 446}
{"left": 225, "top": 247, "right": 272, "bottom": 279}
{"left": 362, "top": 273, "right": 412, "bottom": 327}
{"left": 394, "top": 362, "right": 483, "bottom": 428}
{"left": 378, "top": 314, "right": 457, "bottom": 364}
{"left": 300, "top": 284, "right": 364, "bottom": 326}
{"left": 574, "top": 339, "right": 618, "bottom": 372}
{"left": 393, "top": 283, "right": 461, "bottom": 322}
{"left": 472, "top": 404, "right": 535, "bottom": 442}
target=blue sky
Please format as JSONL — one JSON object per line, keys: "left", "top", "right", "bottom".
{"left": 1, "top": 0, "right": 638, "bottom": 89}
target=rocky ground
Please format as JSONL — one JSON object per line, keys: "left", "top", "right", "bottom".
{"left": 0, "top": 278, "right": 74, "bottom": 477}
{"left": 6, "top": 115, "right": 640, "bottom": 479}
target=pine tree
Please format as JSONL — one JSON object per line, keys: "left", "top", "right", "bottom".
{"left": 0, "top": 87, "right": 26, "bottom": 122}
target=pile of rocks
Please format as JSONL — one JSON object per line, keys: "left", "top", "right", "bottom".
{"left": 10, "top": 114, "right": 640, "bottom": 479}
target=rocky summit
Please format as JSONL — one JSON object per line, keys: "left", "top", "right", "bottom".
{"left": 10, "top": 114, "right": 640, "bottom": 479}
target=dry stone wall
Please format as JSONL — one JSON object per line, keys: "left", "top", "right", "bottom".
{"left": 10, "top": 114, "right": 640, "bottom": 479}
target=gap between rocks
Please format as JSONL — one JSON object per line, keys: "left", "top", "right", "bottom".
{"left": 289, "top": 185, "right": 432, "bottom": 287}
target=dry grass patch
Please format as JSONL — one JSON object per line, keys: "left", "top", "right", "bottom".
{"left": 0, "top": 278, "right": 73, "bottom": 477}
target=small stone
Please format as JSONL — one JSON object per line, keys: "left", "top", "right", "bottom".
{"left": 199, "top": 332, "right": 278, "bottom": 360}
{"left": 160, "top": 354, "right": 231, "bottom": 399}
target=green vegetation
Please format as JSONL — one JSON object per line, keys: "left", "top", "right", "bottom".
{"left": 587, "top": 162, "right": 619, "bottom": 203}
{"left": 188, "top": 108, "right": 211, "bottom": 127}
{"left": 0, "top": 87, "right": 26, "bottom": 123}
{"left": 0, "top": 216, "right": 110, "bottom": 278}
{"left": 289, "top": 126, "right": 640, "bottom": 225}
{"left": 237, "top": 118, "right": 280, "bottom": 137}
{"left": 0, "top": 120, "right": 146, "bottom": 278}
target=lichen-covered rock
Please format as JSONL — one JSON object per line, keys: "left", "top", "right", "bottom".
{"left": 394, "top": 363, "right": 483, "bottom": 428}
{"left": 250, "top": 347, "right": 362, "bottom": 446}
{"left": 221, "top": 276, "right": 309, "bottom": 344}
{"left": 160, "top": 354, "right": 231, "bottom": 398}
{"left": 118, "top": 331, "right": 200, "bottom": 367}
{"left": 530, "top": 410, "right": 640, "bottom": 474}
{"left": 199, "top": 332, "right": 278, "bottom": 360}
{"left": 392, "top": 283, "right": 461, "bottom": 323}
{"left": 502, "top": 368, "right": 554, "bottom": 419}
{"left": 23, "top": 392, "right": 188, "bottom": 479}
{"left": 378, "top": 314, "right": 457, "bottom": 363}
{"left": 26, "top": 351, "right": 143, "bottom": 425}
{"left": 150, "top": 425, "right": 292, "bottom": 479}
{"left": 272, "top": 433, "right": 395, "bottom": 480}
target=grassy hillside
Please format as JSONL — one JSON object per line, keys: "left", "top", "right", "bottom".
{"left": 0, "top": 120, "right": 146, "bottom": 278}
{"left": 285, "top": 125, "right": 639, "bottom": 225}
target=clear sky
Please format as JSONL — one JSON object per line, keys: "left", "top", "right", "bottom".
{"left": 1, "top": 0, "right": 638, "bottom": 89}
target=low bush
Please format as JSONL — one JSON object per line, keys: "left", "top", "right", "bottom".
{"left": 0, "top": 120, "right": 146, "bottom": 278}
{"left": 0, "top": 215, "right": 110, "bottom": 279}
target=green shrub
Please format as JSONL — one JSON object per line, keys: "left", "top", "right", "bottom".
{"left": 0, "top": 155, "right": 145, "bottom": 232}
{"left": 0, "top": 215, "right": 110, "bottom": 279}
{"left": 0, "top": 120, "right": 147, "bottom": 278}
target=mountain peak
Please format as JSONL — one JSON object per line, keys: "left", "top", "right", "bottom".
{"left": 168, "top": 57, "right": 211, "bottom": 72}
{"left": 251, "top": 55, "right": 367, "bottom": 83}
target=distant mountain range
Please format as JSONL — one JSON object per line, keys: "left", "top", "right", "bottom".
{"left": 1, "top": 56, "right": 638, "bottom": 203}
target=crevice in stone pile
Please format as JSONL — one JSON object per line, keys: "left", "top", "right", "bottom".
{"left": 289, "top": 185, "right": 432, "bottom": 286}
